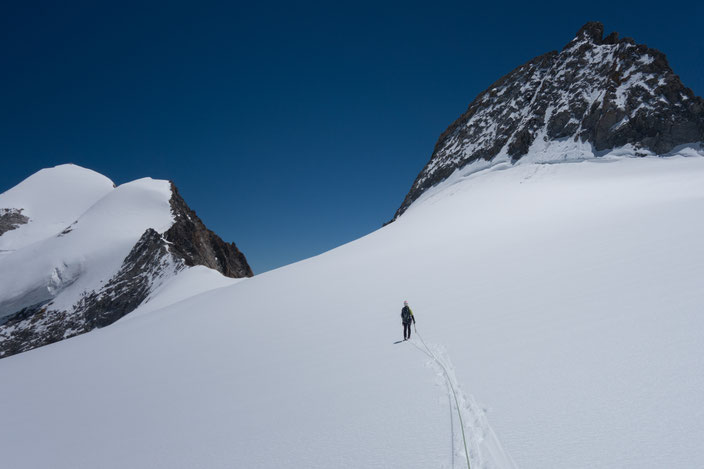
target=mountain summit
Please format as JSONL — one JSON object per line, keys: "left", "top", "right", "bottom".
{"left": 395, "top": 21, "right": 704, "bottom": 218}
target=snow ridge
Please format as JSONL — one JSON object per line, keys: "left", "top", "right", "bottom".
{"left": 0, "top": 166, "right": 252, "bottom": 358}
{"left": 0, "top": 164, "right": 115, "bottom": 251}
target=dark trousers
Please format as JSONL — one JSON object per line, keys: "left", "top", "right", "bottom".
{"left": 403, "top": 323, "right": 412, "bottom": 340}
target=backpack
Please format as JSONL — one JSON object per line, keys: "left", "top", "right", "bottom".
{"left": 401, "top": 306, "right": 412, "bottom": 323}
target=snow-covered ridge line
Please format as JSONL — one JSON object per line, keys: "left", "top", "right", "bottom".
{"left": 404, "top": 142, "right": 704, "bottom": 217}
{"left": 0, "top": 164, "right": 116, "bottom": 251}
{"left": 0, "top": 175, "right": 175, "bottom": 318}
{"left": 0, "top": 165, "right": 252, "bottom": 357}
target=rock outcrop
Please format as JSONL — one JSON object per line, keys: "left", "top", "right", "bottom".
{"left": 394, "top": 21, "right": 704, "bottom": 218}
{"left": 0, "top": 208, "right": 29, "bottom": 236}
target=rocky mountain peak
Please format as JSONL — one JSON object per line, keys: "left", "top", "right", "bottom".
{"left": 394, "top": 22, "right": 704, "bottom": 218}
{"left": 573, "top": 21, "right": 604, "bottom": 44}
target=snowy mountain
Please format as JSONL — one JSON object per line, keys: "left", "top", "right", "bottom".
{"left": 0, "top": 165, "right": 252, "bottom": 357}
{"left": 395, "top": 21, "right": 704, "bottom": 217}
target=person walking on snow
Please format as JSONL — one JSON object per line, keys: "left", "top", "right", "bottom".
{"left": 401, "top": 300, "right": 416, "bottom": 341}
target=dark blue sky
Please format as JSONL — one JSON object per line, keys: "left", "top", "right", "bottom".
{"left": 2, "top": 1, "right": 702, "bottom": 272}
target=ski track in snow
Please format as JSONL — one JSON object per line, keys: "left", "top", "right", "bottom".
{"left": 410, "top": 333, "right": 518, "bottom": 469}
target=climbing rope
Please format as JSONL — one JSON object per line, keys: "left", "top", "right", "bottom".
{"left": 412, "top": 325, "right": 472, "bottom": 469}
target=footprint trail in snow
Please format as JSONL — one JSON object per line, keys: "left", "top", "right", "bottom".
{"left": 410, "top": 333, "right": 518, "bottom": 469}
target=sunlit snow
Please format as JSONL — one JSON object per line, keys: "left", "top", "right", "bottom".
{"left": 2, "top": 151, "right": 704, "bottom": 468}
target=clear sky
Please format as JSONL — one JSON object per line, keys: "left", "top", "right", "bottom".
{"left": 2, "top": 1, "right": 702, "bottom": 273}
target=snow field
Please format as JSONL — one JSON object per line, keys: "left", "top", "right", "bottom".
{"left": 2, "top": 154, "right": 704, "bottom": 468}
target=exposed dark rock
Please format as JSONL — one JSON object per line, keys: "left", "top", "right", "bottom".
{"left": 165, "top": 182, "right": 253, "bottom": 278}
{"left": 393, "top": 21, "right": 704, "bottom": 219}
{"left": 0, "top": 305, "right": 78, "bottom": 358}
{"left": 75, "top": 228, "right": 179, "bottom": 329}
{"left": 58, "top": 221, "right": 77, "bottom": 237}
{"left": 574, "top": 21, "right": 604, "bottom": 44}
{"left": 0, "top": 208, "right": 29, "bottom": 236}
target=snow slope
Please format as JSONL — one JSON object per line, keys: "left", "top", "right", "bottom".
{"left": 0, "top": 164, "right": 114, "bottom": 252}
{"left": 128, "top": 265, "right": 243, "bottom": 318}
{"left": 2, "top": 154, "right": 704, "bottom": 468}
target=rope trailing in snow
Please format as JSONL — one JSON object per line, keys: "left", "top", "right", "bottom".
{"left": 412, "top": 325, "right": 472, "bottom": 469}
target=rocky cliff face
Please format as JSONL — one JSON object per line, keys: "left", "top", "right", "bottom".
{"left": 165, "top": 183, "right": 252, "bottom": 278}
{"left": 0, "top": 181, "right": 252, "bottom": 358}
{"left": 395, "top": 22, "right": 704, "bottom": 218}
